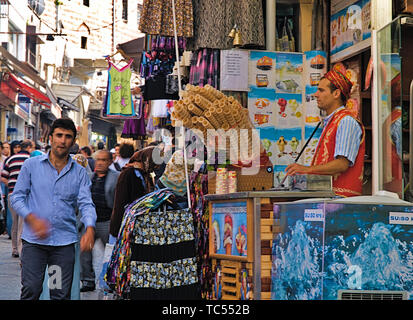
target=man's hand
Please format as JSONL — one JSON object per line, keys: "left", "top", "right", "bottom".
{"left": 285, "top": 163, "right": 312, "bottom": 176}
{"left": 25, "top": 213, "right": 50, "bottom": 239}
{"left": 80, "top": 226, "right": 95, "bottom": 252}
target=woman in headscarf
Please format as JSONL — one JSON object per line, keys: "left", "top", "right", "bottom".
{"left": 109, "top": 146, "right": 160, "bottom": 237}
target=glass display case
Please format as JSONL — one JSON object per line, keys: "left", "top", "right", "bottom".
{"left": 376, "top": 15, "right": 413, "bottom": 200}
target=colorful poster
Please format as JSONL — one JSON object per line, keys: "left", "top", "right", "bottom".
{"left": 275, "top": 52, "right": 303, "bottom": 94}
{"left": 249, "top": 51, "right": 277, "bottom": 90}
{"left": 274, "top": 93, "right": 303, "bottom": 128}
{"left": 273, "top": 165, "right": 288, "bottom": 188}
{"left": 304, "top": 51, "right": 327, "bottom": 87}
{"left": 259, "top": 126, "right": 277, "bottom": 166}
{"left": 273, "top": 127, "right": 302, "bottom": 165}
{"left": 211, "top": 201, "right": 248, "bottom": 257}
{"left": 248, "top": 88, "right": 276, "bottom": 128}
{"left": 302, "top": 124, "right": 323, "bottom": 166}
{"left": 330, "top": 0, "right": 371, "bottom": 56}
{"left": 304, "top": 86, "right": 321, "bottom": 125}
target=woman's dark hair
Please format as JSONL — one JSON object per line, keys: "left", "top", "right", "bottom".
{"left": 81, "top": 146, "right": 92, "bottom": 156}
{"left": 119, "top": 143, "right": 134, "bottom": 159}
{"left": 50, "top": 118, "right": 77, "bottom": 138}
{"left": 10, "top": 140, "right": 21, "bottom": 156}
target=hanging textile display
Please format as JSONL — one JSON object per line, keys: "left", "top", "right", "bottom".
{"left": 187, "top": 0, "right": 265, "bottom": 51}
{"left": 105, "top": 188, "right": 199, "bottom": 299}
{"left": 189, "top": 170, "right": 213, "bottom": 299}
{"left": 121, "top": 96, "right": 147, "bottom": 140}
{"left": 139, "top": 0, "right": 193, "bottom": 37}
{"left": 189, "top": 48, "right": 220, "bottom": 88}
{"left": 103, "top": 57, "right": 136, "bottom": 118}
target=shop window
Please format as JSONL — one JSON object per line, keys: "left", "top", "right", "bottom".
{"left": 275, "top": 3, "right": 299, "bottom": 52}
{"left": 122, "top": 0, "right": 128, "bottom": 21}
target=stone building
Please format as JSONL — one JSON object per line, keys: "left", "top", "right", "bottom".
{"left": 0, "top": 0, "right": 144, "bottom": 147}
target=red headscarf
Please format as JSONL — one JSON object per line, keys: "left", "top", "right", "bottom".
{"left": 324, "top": 69, "right": 353, "bottom": 99}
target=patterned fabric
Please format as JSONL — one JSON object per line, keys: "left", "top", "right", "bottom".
{"left": 105, "top": 189, "right": 175, "bottom": 297}
{"left": 189, "top": 49, "right": 220, "bottom": 88}
{"left": 312, "top": 108, "right": 365, "bottom": 197}
{"left": 189, "top": 171, "right": 213, "bottom": 299}
{"left": 187, "top": 0, "right": 265, "bottom": 51}
{"left": 133, "top": 208, "right": 194, "bottom": 245}
{"left": 158, "top": 150, "right": 193, "bottom": 196}
{"left": 130, "top": 257, "right": 198, "bottom": 290}
{"left": 324, "top": 69, "right": 353, "bottom": 99}
{"left": 139, "top": 0, "right": 193, "bottom": 37}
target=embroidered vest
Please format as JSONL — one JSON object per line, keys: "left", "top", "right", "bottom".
{"left": 311, "top": 109, "right": 365, "bottom": 197}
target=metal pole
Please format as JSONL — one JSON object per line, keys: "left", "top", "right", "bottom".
{"left": 171, "top": 0, "right": 191, "bottom": 209}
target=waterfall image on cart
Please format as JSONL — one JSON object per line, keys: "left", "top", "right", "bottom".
{"left": 323, "top": 204, "right": 413, "bottom": 300}
{"left": 271, "top": 219, "right": 323, "bottom": 300}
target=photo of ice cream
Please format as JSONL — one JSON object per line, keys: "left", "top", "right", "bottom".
{"left": 212, "top": 220, "right": 220, "bottom": 253}
{"left": 211, "top": 202, "right": 248, "bottom": 257}
{"left": 223, "top": 214, "right": 233, "bottom": 255}
{"left": 235, "top": 225, "right": 247, "bottom": 256}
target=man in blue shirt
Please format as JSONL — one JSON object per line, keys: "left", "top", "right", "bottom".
{"left": 10, "top": 118, "right": 96, "bottom": 300}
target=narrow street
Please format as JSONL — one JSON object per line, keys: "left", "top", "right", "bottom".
{"left": 0, "top": 233, "right": 103, "bottom": 300}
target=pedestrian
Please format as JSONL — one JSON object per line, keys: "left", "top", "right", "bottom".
{"left": 80, "top": 146, "right": 95, "bottom": 172}
{"left": 110, "top": 146, "right": 159, "bottom": 237}
{"left": 1, "top": 140, "right": 31, "bottom": 257}
{"left": 28, "top": 141, "right": 44, "bottom": 158}
{"left": 109, "top": 142, "right": 134, "bottom": 172}
{"left": 2, "top": 141, "right": 10, "bottom": 159}
{"left": 80, "top": 150, "right": 119, "bottom": 292}
{"left": 9, "top": 118, "right": 97, "bottom": 300}
{"left": 285, "top": 68, "right": 365, "bottom": 197}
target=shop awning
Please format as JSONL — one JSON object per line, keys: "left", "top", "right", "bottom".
{"left": 57, "top": 97, "right": 80, "bottom": 112}
{"left": 4, "top": 72, "right": 51, "bottom": 108}
{"left": 116, "top": 35, "right": 145, "bottom": 71}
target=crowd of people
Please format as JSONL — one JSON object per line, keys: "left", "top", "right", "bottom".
{"left": 1, "top": 118, "right": 183, "bottom": 299}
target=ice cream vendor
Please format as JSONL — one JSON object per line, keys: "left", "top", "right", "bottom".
{"left": 285, "top": 69, "right": 365, "bottom": 197}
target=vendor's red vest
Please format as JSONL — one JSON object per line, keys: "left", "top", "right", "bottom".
{"left": 311, "top": 108, "right": 365, "bottom": 197}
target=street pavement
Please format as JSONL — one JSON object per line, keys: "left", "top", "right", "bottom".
{"left": 0, "top": 233, "right": 104, "bottom": 300}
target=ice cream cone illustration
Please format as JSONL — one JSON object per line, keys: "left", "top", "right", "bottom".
{"left": 277, "top": 136, "right": 287, "bottom": 153}
{"left": 290, "top": 137, "right": 299, "bottom": 152}
{"left": 223, "top": 214, "right": 233, "bottom": 255}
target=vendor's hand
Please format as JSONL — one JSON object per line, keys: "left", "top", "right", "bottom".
{"left": 25, "top": 213, "right": 50, "bottom": 240}
{"left": 80, "top": 227, "right": 95, "bottom": 252}
{"left": 285, "top": 163, "right": 312, "bottom": 176}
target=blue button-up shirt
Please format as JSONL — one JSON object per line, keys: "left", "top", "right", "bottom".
{"left": 10, "top": 153, "right": 97, "bottom": 246}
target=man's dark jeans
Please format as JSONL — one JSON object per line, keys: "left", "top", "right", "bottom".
{"left": 20, "top": 240, "right": 75, "bottom": 300}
